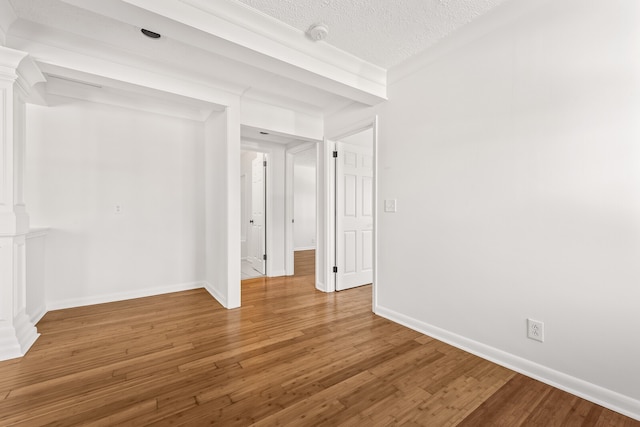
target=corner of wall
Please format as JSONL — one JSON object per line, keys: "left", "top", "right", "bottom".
{"left": 203, "top": 281, "right": 228, "bottom": 308}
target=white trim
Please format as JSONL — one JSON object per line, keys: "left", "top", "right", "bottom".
{"left": 46, "top": 281, "right": 207, "bottom": 311}
{"left": 285, "top": 151, "right": 295, "bottom": 276}
{"left": 321, "top": 138, "right": 336, "bottom": 293}
{"left": 26, "top": 227, "right": 50, "bottom": 239}
{"left": 371, "top": 116, "right": 379, "bottom": 311}
{"left": 375, "top": 304, "right": 640, "bottom": 422}
{"left": 268, "top": 269, "right": 287, "bottom": 278}
{"left": 203, "top": 281, "right": 227, "bottom": 308}
{"left": 0, "top": 310, "right": 39, "bottom": 361}
{"left": 294, "top": 246, "right": 316, "bottom": 251}
{"left": 29, "top": 305, "right": 47, "bottom": 325}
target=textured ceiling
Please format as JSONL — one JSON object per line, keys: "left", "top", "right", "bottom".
{"left": 235, "top": 0, "right": 511, "bottom": 68}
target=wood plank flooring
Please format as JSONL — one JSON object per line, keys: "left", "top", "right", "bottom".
{"left": 0, "top": 272, "right": 637, "bottom": 425}
{"left": 293, "top": 249, "right": 315, "bottom": 277}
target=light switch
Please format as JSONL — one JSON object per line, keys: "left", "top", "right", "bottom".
{"left": 384, "top": 199, "right": 397, "bottom": 213}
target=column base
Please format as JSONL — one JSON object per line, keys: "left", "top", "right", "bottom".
{"left": 0, "top": 310, "right": 39, "bottom": 361}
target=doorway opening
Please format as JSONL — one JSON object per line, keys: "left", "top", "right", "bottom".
{"left": 241, "top": 150, "right": 267, "bottom": 280}
{"left": 291, "top": 146, "right": 317, "bottom": 278}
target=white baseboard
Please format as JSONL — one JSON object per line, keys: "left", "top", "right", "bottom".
{"left": 0, "top": 310, "right": 39, "bottom": 361}
{"left": 294, "top": 246, "right": 316, "bottom": 251}
{"left": 202, "top": 281, "right": 227, "bottom": 308}
{"left": 374, "top": 304, "right": 640, "bottom": 422}
{"left": 315, "top": 280, "right": 329, "bottom": 293}
{"left": 29, "top": 305, "right": 47, "bottom": 325}
{"left": 268, "top": 269, "right": 287, "bottom": 278}
{"left": 47, "top": 281, "right": 205, "bottom": 311}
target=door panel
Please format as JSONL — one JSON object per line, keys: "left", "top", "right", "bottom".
{"left": 362, "top": 230, "right": 373, "bottom": 271}
{"left": 335, "top": 141, "right": 373, "bottom": 291}
{"left": 248, "top": 154, "right": 266, "bottom": 275}
{"left": 362, "top": 176, "right": 373, "bottom": 216}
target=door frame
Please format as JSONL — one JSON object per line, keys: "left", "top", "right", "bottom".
{"left": 319, "top": 117, "right": 378, "bottom": 306}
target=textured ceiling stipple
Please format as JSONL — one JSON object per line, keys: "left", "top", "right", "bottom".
{"left": 236, "top": 0, "right": 511, "bottom": 68}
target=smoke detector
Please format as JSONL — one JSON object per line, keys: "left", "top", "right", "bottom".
{"left": 306, "top": 24, "right": 329, "bottom": 41}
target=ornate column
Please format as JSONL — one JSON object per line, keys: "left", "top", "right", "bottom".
{"left": 0, "top": 46, "right": 45, "bottom": 360}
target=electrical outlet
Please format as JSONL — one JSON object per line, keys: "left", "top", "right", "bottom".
{"left": 114, "top": 204, "right": 123, "bottom": 214}
{"left": 384, "top": 199, "right": 397, "bottom": 213}
{"left": 527, "top": 318, "right": 544, "bottom": 342}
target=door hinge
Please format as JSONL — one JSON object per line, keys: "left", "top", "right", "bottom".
{"left": 333, "top": 266, "right": 338, "bottom": 273}
{"left": 263, "top": 254, "right": 267, "bottom": 261}
{"left": 263, "top": 160, "right": 267, "bottom": 167}
{"left": 332, "top": 151, "right": 338, "bottom": 158}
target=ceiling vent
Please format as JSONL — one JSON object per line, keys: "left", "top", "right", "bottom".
{"left": 141, "top": 28, "right": 161, "bottom": 39}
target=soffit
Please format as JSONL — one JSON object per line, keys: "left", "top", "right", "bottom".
{"left": 6, "top": 0, "right": 376, "bottom": 115}
{"left": 6, "top": 0, "right": 513, "bottom": 117}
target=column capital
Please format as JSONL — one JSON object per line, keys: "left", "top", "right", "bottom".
{"left": 0, "top": 46, "right": 46, "bottom": 94}
{"left": 0, "top": 47, "right": 44, "bottom": 236}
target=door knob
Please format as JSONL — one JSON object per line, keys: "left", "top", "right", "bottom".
{"left": 250, "top": 220, "right": 254, "bottom": 224}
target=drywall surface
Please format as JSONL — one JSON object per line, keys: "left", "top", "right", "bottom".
{"left": 293, "top": 161, "right": 316, "bottom": 250}
{"left": 377, "top": 0, "right": 640, "bottom": 418}
{"left": 25, "top": 100, "right": 205, "bottom": 309}
{"left": 205, "top": 109, "right": 241, "bottom": 308}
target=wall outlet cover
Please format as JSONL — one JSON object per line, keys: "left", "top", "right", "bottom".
{"left": 527, "top": 318, "right": 544, "bottom": 342}
{"left": 384, "top": 199, "right": 397, "bottom": 212}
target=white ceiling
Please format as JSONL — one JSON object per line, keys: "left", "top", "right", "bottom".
{"left": 235, "top": 0, "right": 511, "bottom": 68}
{"left": 3, "top": 0, "right": 512, "bottom": 144}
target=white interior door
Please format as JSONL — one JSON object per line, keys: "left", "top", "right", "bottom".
{"left": 249, "top": 153, "right": 266, "bottom": 274}
{"left": 335, "top": 141, "right": 373, "bottom": 291}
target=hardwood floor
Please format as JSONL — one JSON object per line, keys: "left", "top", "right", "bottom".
{"left": 1, "top": 273, "right": 637, "bottom": 425}
{"left": 294, "top": 249, "right": 315, "bottom": 277}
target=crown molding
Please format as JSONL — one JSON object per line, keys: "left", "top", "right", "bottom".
{"left": 8, "top": 25, "right": 241, "bottom": 108}
{"left": 0, "top": 46, "right": 45, "bottom": 91}
{"left": 176, "top": 0, "right": 385, "bottom": 83}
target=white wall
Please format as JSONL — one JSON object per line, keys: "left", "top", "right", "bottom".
{"left": 241, "top": 99, "right": 323, "bottom": 142}
{"left": 205, "top": 108, "right": 241, "bottom": 308}
{"left": 293, "top": 155, "right": 316, "bottom": 250}
{"left": 25, "top": 100, "right": 205, "bottom": 309}
{"left": 377, "top": 0, "right": 640, "bottom": 419}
